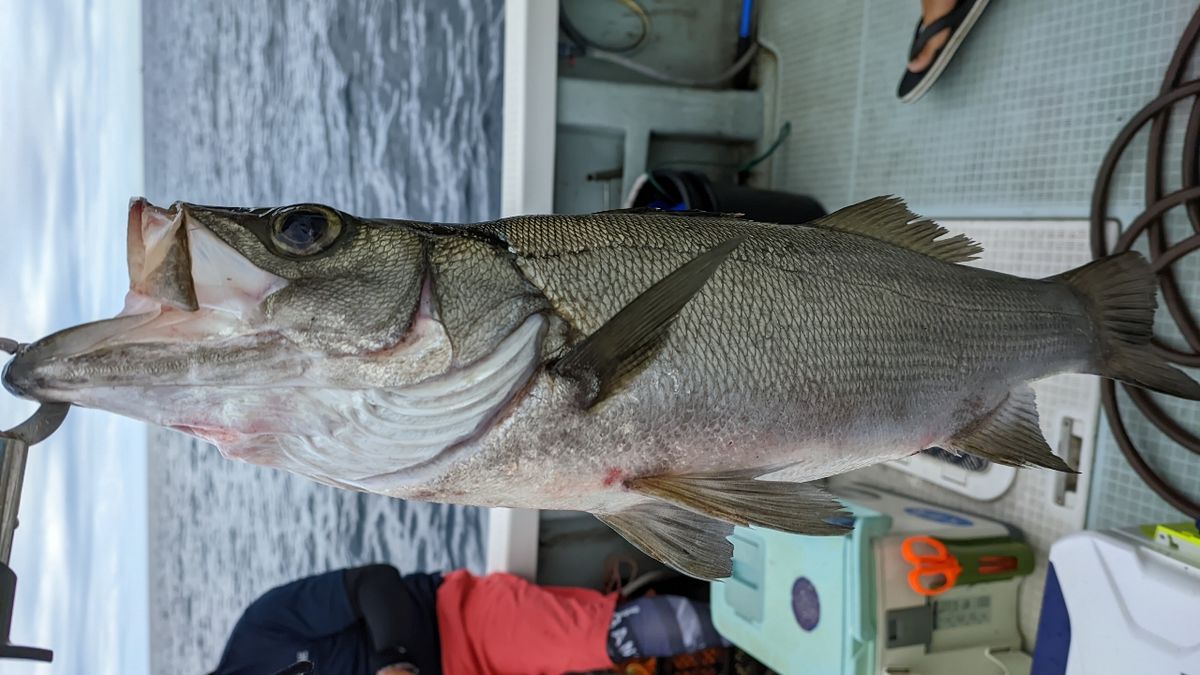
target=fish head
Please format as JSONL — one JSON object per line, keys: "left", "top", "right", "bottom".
{"left": 2, "top": 199, "right": 447, "bottom": 455}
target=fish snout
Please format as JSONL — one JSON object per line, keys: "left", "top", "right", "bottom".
{"left": 2, "top": 348, "right": 33, "bottom": 399}
{"left": 3, "top": 200, "right": 293, "bottom": 407}
{"left": 2, "top": 344, "right": 81, "bottom": 402}
{"left": 1, "top": 345, "right": 64, "bottom": 402}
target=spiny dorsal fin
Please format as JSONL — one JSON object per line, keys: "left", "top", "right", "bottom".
{"left": 944, "top": 385, "right": 1076, "bottom": 472}
{"left": 597, "top": 502, "right": 734, "bottom": 580}
{"left": 551, "top": 236, "right": 745, "bottom": 408}
{"left": 810, "top": 196, "right": 982, "bottom": 263}
{"left": 628, "top": 471, "right": 853, "bottom": 536}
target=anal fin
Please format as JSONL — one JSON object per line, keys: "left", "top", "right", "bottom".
{"left": 597, "top": 502, "right": 734, "bottom": 580}
{"left": 944, "top": 385, "right": 1076, "bottom": 472}
{"left": 628, "top": 471, "right": 853, "bottom": 536}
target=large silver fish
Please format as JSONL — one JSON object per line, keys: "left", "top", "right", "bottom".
{"left": 5, "top": 197, "right": 1198, "bottom": 578}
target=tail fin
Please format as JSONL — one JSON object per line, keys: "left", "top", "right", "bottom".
{"left": 1051, "top": 252, "right": 1200, "bottom": 400}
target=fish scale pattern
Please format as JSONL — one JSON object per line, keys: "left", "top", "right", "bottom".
{"left": 484, "top": 207, "right": 1095, "bottom": 467}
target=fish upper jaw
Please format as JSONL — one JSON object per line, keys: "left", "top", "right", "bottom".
{"left": 2, "top": 198, "right": 292, "bottom": 403}
{"left": 125, "top": 198, "right": 289, "bottom": 320}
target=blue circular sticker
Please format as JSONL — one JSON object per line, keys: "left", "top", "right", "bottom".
{"left": 904, "top": 507, "right": 972, "bottom": 527}
{"left": 791, "top": 577, "right": 820, "bottom": 632}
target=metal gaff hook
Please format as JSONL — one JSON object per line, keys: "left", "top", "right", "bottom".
{"left": 0, "top": 337, "right": 67, "bottom": 663}
{"left": 1, "top": 338, "right": 70, "bottom": 446}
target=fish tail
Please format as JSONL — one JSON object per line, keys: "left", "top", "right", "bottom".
{"left": 1051, "top": 252, "right": 1200, "bottom": 400}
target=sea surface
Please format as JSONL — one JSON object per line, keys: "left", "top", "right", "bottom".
{"left": 141, "top": 1, "right": 503, "bottom": 671}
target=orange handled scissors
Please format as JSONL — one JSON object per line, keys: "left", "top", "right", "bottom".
{"left": 901, "top": 535, "right": 962, "bottom": 596}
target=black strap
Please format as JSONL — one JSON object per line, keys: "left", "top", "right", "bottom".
{"left": 343, "top": 565, "right": 444, "bottom": 675}
{"left": 908, "top": 0, "right": 976, "bottom": 61}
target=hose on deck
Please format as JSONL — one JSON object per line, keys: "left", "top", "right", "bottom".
{"left": 1090, "top": 8, "right": 1200, "bottom": 518}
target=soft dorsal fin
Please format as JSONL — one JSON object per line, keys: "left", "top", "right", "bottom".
{"left": 597, "top": 502, "right": 734, "bottom": 580}
{"left": 810, "top": 196, "right": 982, "bottom": 263}
{"left": 628, "top": 470, "right": 853, "bottom": 536}
{"left": 552, "top": 236, "right": 744, "bottom": 408}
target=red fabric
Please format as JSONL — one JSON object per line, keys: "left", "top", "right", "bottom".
{"left": 436, "top": 570, "right": 619, "bottom": 675}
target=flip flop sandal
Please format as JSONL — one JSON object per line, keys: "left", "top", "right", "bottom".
{"left": 898, "top": 0, "right": 992, "bottom": 103}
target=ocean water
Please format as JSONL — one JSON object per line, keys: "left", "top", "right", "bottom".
{"left": 141, "top": 0, "right": 503, "bottom": 671}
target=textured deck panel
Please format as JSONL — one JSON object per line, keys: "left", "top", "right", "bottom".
{"left": 762, "top": 0, "right": 1200, "bottom": 646}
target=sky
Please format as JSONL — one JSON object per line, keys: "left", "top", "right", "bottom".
{"left": 0, "top": 1, "right": 149, "bottom": 674}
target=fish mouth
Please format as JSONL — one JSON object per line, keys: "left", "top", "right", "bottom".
{"left": 2, "top": 199, "right": 290, "bottom": 404}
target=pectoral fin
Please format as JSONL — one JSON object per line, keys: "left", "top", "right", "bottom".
{"left": 552, "top": 236, "right": 744, "bottom": 408}
{"left": 944, "top": 385, "right": 1076, "bottom": 472}
{"left": 597, "top": 502, "right": 735, "bottom": 580}
{"left": 628, "top": 471, "right": 853, "bottom": 536}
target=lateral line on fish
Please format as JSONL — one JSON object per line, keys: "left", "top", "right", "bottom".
{"left": 511, "top": 241, "right": 1084, "bottom": 319}
{"left": 764, "top": 265, "right": 1087, "bottom": 318}
{"left": 510, "top": 241, "right": 752, "bottom": 262}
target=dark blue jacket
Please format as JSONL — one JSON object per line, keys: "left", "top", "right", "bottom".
{"left": 212, "top": 568, "right": 443, "bottom": 675}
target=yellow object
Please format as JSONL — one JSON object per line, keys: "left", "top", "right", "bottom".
{"left": 1154, "top": 522, "right": 1200, "bottom": 562}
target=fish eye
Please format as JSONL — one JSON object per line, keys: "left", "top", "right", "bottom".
{"left": 270, "top": 207, "right": 343, "bottom": 257}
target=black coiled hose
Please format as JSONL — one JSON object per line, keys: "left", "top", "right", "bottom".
{"left": 1090, "top": 8, "right": 1200, "bottom": 518}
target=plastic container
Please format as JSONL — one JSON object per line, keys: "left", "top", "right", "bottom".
{"left": 711, "top": 483, "right": 1027, "bottom": 675}
{"left": 625, "top": 169, "right": 826, "bottom": 224}
{"left": 712, "top": 498, "right": 888, "bottom": 675}
{"left": 1033, "top": 528, "right": 1200, "bottom": 674}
